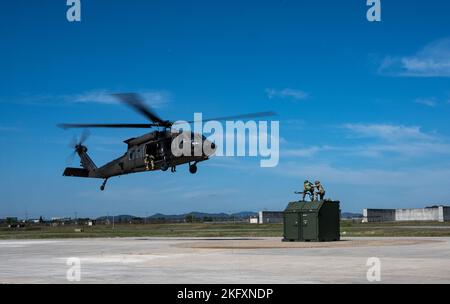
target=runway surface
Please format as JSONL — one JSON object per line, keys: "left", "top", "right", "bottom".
{"left": 1, "top": 237, "right": 449, "bottom": 283}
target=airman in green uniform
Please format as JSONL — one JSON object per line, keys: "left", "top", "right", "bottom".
{"left": 314, "top": 180, "right": 326, "bottom": 201}
{"left": 303, "top": 180, "right": 314, "bottom": 201}
{"left": 144, "top": 154, "right": 155, "bottom": 170}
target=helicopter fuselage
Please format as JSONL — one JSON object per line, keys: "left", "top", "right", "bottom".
{"left": 74, "top": 130, "right": 214, "bottom": 180}
{"left": 59, "top": 92, "right": 272, "bottom": 190}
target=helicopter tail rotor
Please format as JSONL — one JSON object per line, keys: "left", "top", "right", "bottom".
{"left": 66, "top": 130, "right": 91, "bottom": 165}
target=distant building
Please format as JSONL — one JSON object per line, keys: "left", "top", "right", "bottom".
{"left": 362, "top": 209, "right": 395, "bottom": 222}
{"left": 51, "top": 217, "right": 72, "bottom": 222}
{"left": 249, "top": 217, "right": 259, "bottom": 224}
{"left": 7, "top": 217, "right": 18, "bottom": 223}
{"left": 258, "top": 211, "right": 284, "bottom": 224}
{"left": 341, "top": 212, "right": 364, "bottom": 220}
{"left": 363, "top": 206, "right": 450, "bottom": 223}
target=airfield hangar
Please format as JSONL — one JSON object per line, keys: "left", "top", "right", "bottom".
{"left": 363, "top": 206, "right": 450, "bottom": 223}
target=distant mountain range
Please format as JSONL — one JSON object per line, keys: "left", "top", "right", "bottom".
{"left": 4, "top": 210, "right": 363, "bottom": 222}
{"left": 96, "top": 211, "right": 258, "bottom": 222}
{"left": 341, "top": 212, "right": 363, "bottom": 219}
{"left": 96, "top": 211, "right": 363, "bottom": 221}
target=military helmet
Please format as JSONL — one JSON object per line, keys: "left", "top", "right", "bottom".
{"left": 315, "top": 180, "right": 320, "bottom": 185}
{"left": 304, "top": 180, "right": 309, "bottom": 183}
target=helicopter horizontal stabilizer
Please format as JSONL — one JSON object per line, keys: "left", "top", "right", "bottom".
{"left": 63, "top": 167, "right": 90, "bottom": 178}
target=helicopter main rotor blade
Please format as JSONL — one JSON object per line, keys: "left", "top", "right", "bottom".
{"left": 173, "top": 111, "right": 278, "bottom": 125}
{"left": 58, "top": 123, "right": 156, "bottom": 129}
{"left": 112, "top": 93, "right": 166, "bottom": 125}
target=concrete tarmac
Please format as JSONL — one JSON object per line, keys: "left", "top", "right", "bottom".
{"left": 0, "top": 237, "right": 449, "bottom": 284}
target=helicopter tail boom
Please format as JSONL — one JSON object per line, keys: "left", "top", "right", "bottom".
{"left": 77, "top": 145, "right": 98, "bottom": 172}
{"left": 63, "top": 144, "right": 99, "bottom": 178}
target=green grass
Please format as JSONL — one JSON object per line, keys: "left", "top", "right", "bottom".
{"left": 340, "top": 220, "right": 450, "bottom": 237}
{"left": 1, "top": 221, "right": 450, "bottom": 239}
{"left": 0, "top": 223, "right": 283, "bottom": 239}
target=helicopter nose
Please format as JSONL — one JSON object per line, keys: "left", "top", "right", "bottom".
{"left": 202, "top": 139, "right": 216, "bottom": 157}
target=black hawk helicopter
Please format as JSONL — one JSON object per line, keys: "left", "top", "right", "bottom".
{"left": 59, "top": 93, "right": 276, "bottom": 191}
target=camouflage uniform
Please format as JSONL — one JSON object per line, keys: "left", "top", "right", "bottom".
{"left": 314, "top": 181, "right": 326, "bottom": 201}
{"left": 303, "top": 180, "right": 314, "bottom": 201}
{"left": 144, "top": 154, "right": 155, "bottom": 170}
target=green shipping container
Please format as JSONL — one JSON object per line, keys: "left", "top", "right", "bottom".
{"left": 283, "top": 200, "right": 340, "bottom": 242}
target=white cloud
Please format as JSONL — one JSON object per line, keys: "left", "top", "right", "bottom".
{"left": 70, "top": 90, "right": 116, "bottom": 104}
{"left": 283, "top": 146, "right": 337, "bottom": 157}
{"left": 202, "top": 157, "right": 450, "bottom": 209}
{"left": 70, "top": 90, "right": 170, "bottom": 108}
{"left": 350, "top": 142, "right": 450, "bottom": 158}
{"left": 266, "top": 88, "right": 308, "bottom": 100}
{"left": 414, "top": 98, "right": 437, "bottom": 107}
{"left": 281, "top": 123, "right": 450, "bottom": 160}
{"left": 340, "top": 123, "right": 450, "bottom": 158}
{"left": 276, "top": 162, "right": 450, "bottom": 190}
{"left": 3, "top": 90, "right": 170, "bottom": 108}
{"left": 379, "top": 38, "right": 450, "bottom": 77}
{"left": 342, "top": 123, "right": 434, "bottom": 141}
{"left": 283, "top": 142, "right": 450, "bottom": 159}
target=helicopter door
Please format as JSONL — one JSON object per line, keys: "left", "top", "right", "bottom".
{"left": 146, "top": 143, "right": 158, "bottom": 158}
{"left": 128, "top": 147, "right": 144, "bottom": 170}
{"left": 127, "top": 148, "right": 136, "bottom": 170}
{"left": 135, "top": 146, "right": 144, "bottom": 168}
{"left": 145, "top": 142, "right": 161, "bottom": 169}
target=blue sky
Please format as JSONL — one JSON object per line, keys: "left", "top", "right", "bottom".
{"left": 1, "top": 0, "right": 450, "bottom": 218}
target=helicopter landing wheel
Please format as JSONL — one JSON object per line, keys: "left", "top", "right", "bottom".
{"left": 100, "top": 178, "right": 108, "bottom": 191}
{"left": 161, "top": 163, "right": 169, "bottom": 171}
{"left": 189, "top": 163, "right": 197, "bottom": 174}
